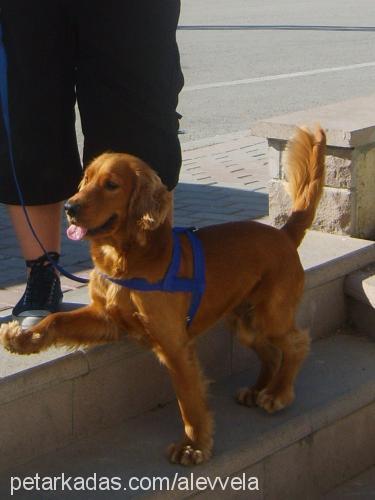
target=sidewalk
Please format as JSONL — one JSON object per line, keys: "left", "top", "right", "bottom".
{"left": 0, "top": 132, "right": 268, "bottom": 311}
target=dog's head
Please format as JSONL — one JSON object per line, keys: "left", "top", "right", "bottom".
{"left": 65, "top": 153, "right": 171, "bottom": 245}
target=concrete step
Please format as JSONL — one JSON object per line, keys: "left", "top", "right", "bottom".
{"left": 1, "top": 230, "right": 375, "bottom": 473}
{"left": 1, "top": 333, "right": 374, "bottom": 500}
{"left": 345, "top": 263, "right": 375, "bottom": 339}
{"left": 323, "top": 465, "right": 375, "bottom": 499}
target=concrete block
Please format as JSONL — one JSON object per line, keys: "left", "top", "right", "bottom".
{"left": 313, "top": 187, "right": 354, "bottom": 235}
{"left": 83, "top": 339, "right": 142, "bottom": 371}
{"left": 311, "top": 403, "right": 375, "bottom": 494}
{"left": 344, "top": 263, "right": 375, "bottom": 308}
{"left": 0, "top": 380, "right": 74, "bottom": 472}
{"left": 250, "top": 94, "right": 375, "bottom": 148}
{"left": 345, "top": 263, "right": 375, "bottom": 338}
{"left": 324, "top": 465, "right": 375, "bottom": 499}
{"left": 253, "top": 95, "right": 375, "bottom": 237}
{"left": 269, "top": 180, "right": 354, "bottom": 235}
{"left": 263, "top": 438, "right": 318, "bottom": 500}
{"left": 260, "top": 402, "right": 375, "bottom": 499}
{"left": 72, "top": 325, "right": 231, "bottom": 439}
{"left": 0, "top": 350, "right": 88, "bottom": 405}
{"left": 346, "top": 298, "right": 375, "bottom": 340}
{"left": 72, "top": 349, "right": 174, "bottom": 439}
{"left": 325, "top": 147, "right": 354, "bottom": 189}
{"left": 4, "top": 335, "right": 375, "bottom": 499}
{"left": 354, "top": 146, "right": 375, "bottom": 239}
{"left": 267, "top": 139, "right": 285, "bottom": 179}
{"left": 299, "top": 231, "right": 375, "bottom": 290}
{"left": 268, "top": 179, "right": 291, "bottom": 227}
{"left": 296, "top": 277, "right": 346, "bottom": 340}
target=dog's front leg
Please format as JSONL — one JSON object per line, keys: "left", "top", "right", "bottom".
{"left": 0, "top": 305, "right": 120, "bottom": 354}
{"left": 156, "top": 342, "right": 214, "bottom": 466}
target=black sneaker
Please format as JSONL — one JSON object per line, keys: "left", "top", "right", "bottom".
{"left": 12, "top": 252, "right": 63, "bottom": 329}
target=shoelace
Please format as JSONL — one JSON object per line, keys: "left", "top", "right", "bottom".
{"left": 23, "top": 254, "right": 60, "bottom": 306}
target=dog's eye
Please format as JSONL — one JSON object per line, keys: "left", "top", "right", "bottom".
{"left": 104, "top": 180, "right": 119, "bottom": 191}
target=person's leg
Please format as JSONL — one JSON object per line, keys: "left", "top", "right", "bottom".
{"left": 0, "top": 1, "right": 81, "bottom": 326}
{"left": 7, "top": 204, "right": 62, "bottom": 262}
{"left": 75, "top": 0, "right": 184, "bottom": 192}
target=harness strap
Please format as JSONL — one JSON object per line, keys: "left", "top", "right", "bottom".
{"left": 102, "top": 227, "right": 206, "bottom": 326}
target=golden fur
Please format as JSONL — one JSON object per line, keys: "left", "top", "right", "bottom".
{"left": 0, "top": 126, "right": 326, "bottom": 466}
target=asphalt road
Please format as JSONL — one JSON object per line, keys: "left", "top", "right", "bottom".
{"left": 177, "top": 0, "right": 375, "bottom": 141}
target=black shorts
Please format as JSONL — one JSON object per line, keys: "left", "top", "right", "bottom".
{"left": 0, "top": 0, "right": 184, "bottom": 205}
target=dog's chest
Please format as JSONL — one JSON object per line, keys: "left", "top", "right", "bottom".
{"left": 102, "top": 281, "right": 153, "bottom": 343}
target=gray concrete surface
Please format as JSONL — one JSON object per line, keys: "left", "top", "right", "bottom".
{"left": 252, "top": 94, "right": 375, "bottom": 148}
{"left": 1, "top": 334, "right": 374, "bottom": 499}
{"left": 345, "top": 263, "right": 375, "bottom": 339}
{"left": 345, "top": 263, "right": 375, "bottom": 308}
{"left": 325, "top": 466, "right": 375, "bottom": 499}
{"left": 177, "top": 0, "right": 375, "bottom": 141}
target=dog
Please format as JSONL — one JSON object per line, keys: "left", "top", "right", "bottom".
{"left": 0, "top": 126, "right": 326, "bottom": 466}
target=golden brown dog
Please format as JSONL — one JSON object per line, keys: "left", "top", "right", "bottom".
{"left": 0, "top": 126, "right": 326, "bottom": 466}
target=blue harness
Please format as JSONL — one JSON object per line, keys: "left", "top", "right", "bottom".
{"left": 102, "top": 227, "right": 206, "bottom": 326}
{"left": 0, "top": 25, "right": 206, "bottom": 325}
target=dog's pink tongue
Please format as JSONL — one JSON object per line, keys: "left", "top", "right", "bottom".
{"left": 67, "top": 224, "right": 87, "bottom": 241}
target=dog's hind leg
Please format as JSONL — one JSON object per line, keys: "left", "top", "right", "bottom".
{"left": 236, "top": 337, "right": 282, "bottom": 407}
{"left": 234, "top": 311, "right": 282, "bottom": 407}
{"left": 256, "top": 328, "right": 310, "bottom": 413}
{"left": 233, "top": 287, "right": 308, "bottom": 413}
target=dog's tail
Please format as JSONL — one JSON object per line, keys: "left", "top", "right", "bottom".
{"left": 281, "top": 126, "right": 326, "bottom": 248}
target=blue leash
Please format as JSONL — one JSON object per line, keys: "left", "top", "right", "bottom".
{"left": 0, "top": 25, "right": 206, "bottom": 325}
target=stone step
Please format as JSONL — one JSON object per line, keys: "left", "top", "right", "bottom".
{"left": 1, "top": 230, "right": 374, "bottom": 473}
{"left": 344, "top": 264, "right": 375, "bottom": 339}
{"left": 1, "top": 333, "right": 374, "bottom": 499}
{"left": 323, "top": 465, "right": 375, "bottom": 499}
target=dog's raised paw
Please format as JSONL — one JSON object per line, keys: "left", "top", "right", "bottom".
{"left": 0, "top": 321, "right": 44, "bottom": 355}
{"left": 167, "top": 443, "right": 209, "bottom": 466}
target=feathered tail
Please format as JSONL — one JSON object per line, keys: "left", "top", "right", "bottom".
{"left": 282, "top": 126, "right": 326, "bottom": 247}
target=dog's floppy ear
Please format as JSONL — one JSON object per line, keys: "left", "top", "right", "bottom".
{"left": 78, "top": 174, "right": 88, "bottom": 191}
{"left": 127, "top": 165, "right": 171, "bottom": 244}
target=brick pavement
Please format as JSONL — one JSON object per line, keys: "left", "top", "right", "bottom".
{"left": 0, "top": 132, "right": 269, "bottom": 311}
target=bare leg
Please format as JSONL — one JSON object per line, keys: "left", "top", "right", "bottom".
{"left": 7, "top": 203, "right": 62, "bottom": 261}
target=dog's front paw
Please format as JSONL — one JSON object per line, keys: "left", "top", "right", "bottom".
{"left": 256, "top": 388, "right": 294, "bottom": 413}
{"left": 167, "top": 442, "right": 211, "bottom": 466}
{"left": 0, "top": 321, "right": 49, "bottom": 354}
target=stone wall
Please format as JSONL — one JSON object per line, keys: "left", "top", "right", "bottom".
{"left": 252, "top": 95, "right": 375, "bottom": 240}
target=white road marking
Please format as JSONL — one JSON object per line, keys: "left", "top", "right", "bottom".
{"left": 182, "top": 62, "right": 375, "bottom": 92}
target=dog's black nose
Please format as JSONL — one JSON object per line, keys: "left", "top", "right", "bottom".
{"left": 64, "top": 202, "right": 81, "bottom": 217}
